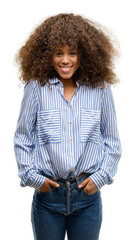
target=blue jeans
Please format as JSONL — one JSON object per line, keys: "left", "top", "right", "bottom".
{"left": 31, "top": 172, "right": 102, "bottom": 240}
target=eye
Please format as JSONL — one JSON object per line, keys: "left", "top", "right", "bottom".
{"left": 55, "top": 52, "right": 63, "bottom": 56}
{"left": 69, "top": 51, "right": 77, "bottom": 56}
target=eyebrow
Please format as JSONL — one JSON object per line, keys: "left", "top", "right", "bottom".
{"left": 55, "top": 48, "right": 78, "bottom": 52}
{"left": 56, "top": 48, "right": 63, "bottom": 51}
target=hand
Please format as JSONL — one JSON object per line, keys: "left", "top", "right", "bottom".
{"left": 78, "top": 177, "right": 98, "bottom": 195}
{"left": 39, "top": 178, "right": 60, "bottom": 193}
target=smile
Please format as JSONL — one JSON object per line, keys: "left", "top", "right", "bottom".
{"left": 59, "top": 66, "right": 72, "bottom": 73}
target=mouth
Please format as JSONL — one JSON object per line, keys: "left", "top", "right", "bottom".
{"left": 59, "top": 66, "right": 73, "bottom": 73}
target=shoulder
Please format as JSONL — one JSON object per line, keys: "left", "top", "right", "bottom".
{"left": 100, "top": 82, "right": 112, "bottom": 97}
{"left": 24, "top": 79, "right": 39, "bottom": 90}
{"left": 24, "top": 79, "right": 42, "bottom": 97}
{"left": 22, "top": 80, "right": 42, "bottom": 105}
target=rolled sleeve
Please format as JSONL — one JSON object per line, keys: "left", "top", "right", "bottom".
{"left": 13, "top": 80, "right": 45, "bottom": 190}
{"left": 90, "top": 85, "right": 122, "bottom": 189}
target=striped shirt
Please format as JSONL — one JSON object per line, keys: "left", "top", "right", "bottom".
{"left": 13, "top": 78, "right": 122, "bottom": 190}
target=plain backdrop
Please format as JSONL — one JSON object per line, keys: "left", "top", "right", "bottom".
{"left": 0, "top": 0, "right": 135, "bottom": 239}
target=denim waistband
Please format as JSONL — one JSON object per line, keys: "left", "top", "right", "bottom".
{"left": 39, "top": 171, "right": 91, "bottom": 184}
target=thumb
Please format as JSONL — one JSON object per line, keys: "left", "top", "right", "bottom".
{"left": 47, "top": 179, "right": 60, "bottom": 188}
{"left": 78, "top": 178, "right": 89, "bottom": 188}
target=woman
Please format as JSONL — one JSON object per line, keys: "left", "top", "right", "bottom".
{"left": 14, "top": 13, "right": 122, "bottom": 240}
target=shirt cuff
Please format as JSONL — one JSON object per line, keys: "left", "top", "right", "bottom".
{"left": 89, "top": 169, "right": 110, "bottom": 189}
{"left": 21, "top": 174, "right": 46, "bottom": 190}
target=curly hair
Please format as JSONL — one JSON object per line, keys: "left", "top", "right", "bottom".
{"left": 16, "top": 13, "right": 119, "bottom": 88}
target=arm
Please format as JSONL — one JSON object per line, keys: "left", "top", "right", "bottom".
{"left": 90, "top": 85, "right": 122, "bottom": 189}
{"left": 13, "top": 80, "right": 46, "bottom": 190}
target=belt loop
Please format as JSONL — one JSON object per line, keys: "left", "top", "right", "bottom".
{"left": 76, "top": 176, "right": 80, "bottom": 186}
{"left": 53, "top": 177, "right": 58, "bottom": 181}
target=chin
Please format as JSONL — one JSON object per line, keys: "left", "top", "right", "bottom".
{"left": 60, "top": 74, "right": 73, "bottom": 80}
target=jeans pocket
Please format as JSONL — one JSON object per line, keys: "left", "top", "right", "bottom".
{"left": 38, "top": 186, "right": 52, "bottom": 195}
{"left": 82, "top": 188, "right": 99, "bottom": 196}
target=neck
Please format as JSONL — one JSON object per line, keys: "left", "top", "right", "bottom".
{"left": 59, "top": 77, "right": 77, "bottom": 89}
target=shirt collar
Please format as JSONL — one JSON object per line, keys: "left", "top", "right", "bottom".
{"left": 49, "top": 78, "right": 60, "bottom": 85}
{"left": 49, "top": 77, "right": 80, "bottom": 87}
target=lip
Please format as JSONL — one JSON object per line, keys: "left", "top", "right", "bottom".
{"left": 59, "top": 66, "right": 73, "bottom": 73}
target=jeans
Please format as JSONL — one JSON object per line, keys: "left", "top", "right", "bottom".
{"left": 31, "top": 172, "right": 102, "bottom": 240}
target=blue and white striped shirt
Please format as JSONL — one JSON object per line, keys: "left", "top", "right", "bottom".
{"left": 14, "top": 78, "right": 122, "bottom": 190}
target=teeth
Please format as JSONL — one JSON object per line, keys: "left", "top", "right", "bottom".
{"left": 60, "top": 67, "right": 71, "bottom": 72}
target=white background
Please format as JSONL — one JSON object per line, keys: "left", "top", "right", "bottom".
{"left": 0, "top": 0, "right": 135, "bottom": 239}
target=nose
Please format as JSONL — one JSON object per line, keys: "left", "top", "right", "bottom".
{"left": 61, "top": 54, "right": 69, "bottom": 64}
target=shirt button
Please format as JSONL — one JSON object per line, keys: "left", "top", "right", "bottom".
{"left": 69, "top": 105, "right": 71, "bottom": 108}
{"left": 69, "top": 121, "right": 72, "bottom": 124}
{"left": 70, "top": 137, "right": 72, "bottom": 140}
{"left": 70, "top": 153, "right": 73, "bottom": 156}
{"left": 75, "top": 93, "right": 77, "bottom": 95}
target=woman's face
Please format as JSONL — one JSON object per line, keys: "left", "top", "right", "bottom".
{"left": 52, "top": 45, "right": 80, "bottom": 82}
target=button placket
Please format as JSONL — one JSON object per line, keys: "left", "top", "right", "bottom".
{"left": 68, "top": 104, "right": 74, "bottom": 168}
